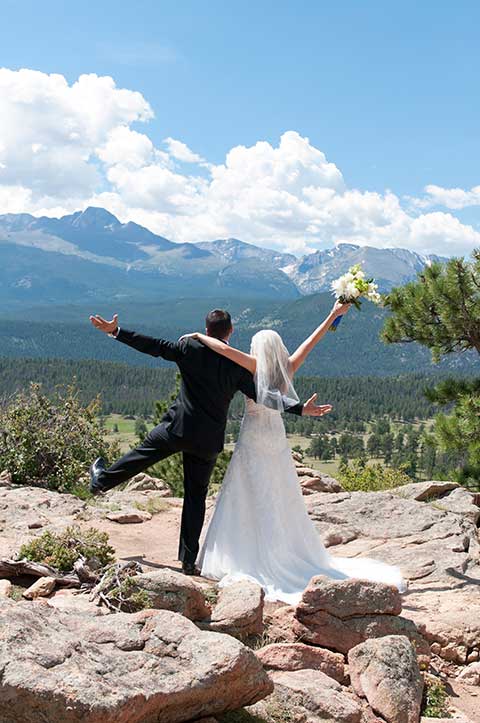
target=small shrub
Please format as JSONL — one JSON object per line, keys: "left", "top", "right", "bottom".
{"left": 338, "top": 458, "right": 412, "bottom": 492}
{"left": 9, "top": 585, "right": 24, "bottom": 602}
{"left": 19, "top": 526, "right": 115, "bottom": 572}
{"left": 246, "top": 628, "right": 284, "bottom": 650}
{"left": 0, "top": 383, "right": 120, "bottom": 493}
{"left": 422, "top": 674, "right": 450, "bottom": 718}
{"left": 108, "top": 576, "right": 151, "bottom": 612}
{"left": 203, "top": 586, "right": 219, "bottom": 607}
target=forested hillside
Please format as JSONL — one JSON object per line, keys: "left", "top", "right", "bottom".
{"left": 0, "top": 356, "right": 442, "bottom": 423}
{"left": 1, "top": 292, "right": 478, "bottom": 377}
{"left": 0, "top": 358, "right": 175, "bottom": 416}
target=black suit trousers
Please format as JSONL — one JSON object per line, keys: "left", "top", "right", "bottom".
{"left": 98, "top": 423, "right": 217, "bottom": 565}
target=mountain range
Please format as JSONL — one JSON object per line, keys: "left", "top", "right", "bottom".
{"left": 0, "top": 206, "right": 445, "bottom": 308}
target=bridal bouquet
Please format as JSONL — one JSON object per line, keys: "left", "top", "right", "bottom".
{"left": 329, "top": 264, "right": 381, "bottom": 331}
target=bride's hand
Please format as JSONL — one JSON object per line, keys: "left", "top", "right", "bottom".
{"left": 179, "top": 332, "right": 200, "bottom": 341}
{"left": 331, "top": 300, "right": 351, "bottom": 318}
{"left": 302, "top": 393, "right": 333, "bottom": 417}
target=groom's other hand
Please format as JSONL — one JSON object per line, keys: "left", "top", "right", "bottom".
{"left": 302, "top": 393, "right": 332, "bottom": 417}
{"left": 89, "top": 313, "right": 119, "bottom": 334}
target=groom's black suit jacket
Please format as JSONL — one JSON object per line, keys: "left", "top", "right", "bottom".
{"left": 116, "top": 328, "right": 303, "bottom": 457}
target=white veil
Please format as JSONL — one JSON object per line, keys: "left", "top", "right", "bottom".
{"left": 250, "top": 330, "right": 299, "bottom": 412}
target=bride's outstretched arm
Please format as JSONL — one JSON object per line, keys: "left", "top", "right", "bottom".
{"left": 186, "top": 333, "right": 257, "bottom": 374}
{"left": 289, "top": 301, "right": 351, "bottom": 373}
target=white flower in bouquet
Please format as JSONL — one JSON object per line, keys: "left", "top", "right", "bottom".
{"left": 329, "top": 263, "right": 382, "bottom": 330}
{"left": 344, "top": 281, "right": 361, "bottom": 299}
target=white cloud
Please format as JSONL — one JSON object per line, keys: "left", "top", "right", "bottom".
{"left": 0, "top": 67, "right": 479, "bottom": 257}
{"left": 413, "top": 184, "right": 480, "bottom": 210}
{"left": 96, "top": 127, "right": 157, "bottom": 169}
{"left": 164, "top": 137, "right": 205, "bottom": 164}
{"left": 0, "top": 68, "right": 152, "bottom": 201}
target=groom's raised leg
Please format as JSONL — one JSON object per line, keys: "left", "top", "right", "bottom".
{"left": 179, "top": 452, "right": 217, "bottom": 567}
{"left": 94, "top": 423, "right": 177, "bottom": 492}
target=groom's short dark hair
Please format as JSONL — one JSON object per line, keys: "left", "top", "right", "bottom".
{"left": 206, "top": 309, "right": 232, "bottom": 339}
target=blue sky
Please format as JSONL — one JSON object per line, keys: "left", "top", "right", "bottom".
{"left": 1, "top": 0, "right": 479, "bottom": 255}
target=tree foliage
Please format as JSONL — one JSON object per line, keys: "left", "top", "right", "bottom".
{"left": 382, "top": 253, "right": 480, "bottom": 488}
{"left": 338, "top": 458, "right": 412, "bottom": 492}
{"left": 382, "top": 254, "right": 480, "bottom": 360}
{"left": 0, "top": 383, "right": 119, "bottom": 493}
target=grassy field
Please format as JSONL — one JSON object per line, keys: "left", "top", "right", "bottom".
{"left": 103, "top": 414, "right": 138, "bottom": 453}
{"left": 102, "top": 414, "right": 434, "bottom": 478}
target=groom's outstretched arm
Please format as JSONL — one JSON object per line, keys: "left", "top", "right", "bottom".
{"left": 115, "top": 328, "right": 186, "bottom": 362}
{"left": 89, "top": 314, "right": 185, "bottom": 362}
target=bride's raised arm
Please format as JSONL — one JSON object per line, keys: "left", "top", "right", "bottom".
{"left": 289, "top": 301, "right": 351, "bottom": 374}
{"left": 187, "top": 333, "right": 257, "bottom": 374}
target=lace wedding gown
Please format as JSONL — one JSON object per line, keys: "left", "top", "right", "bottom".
{"left": 198, "top": 398, "right": 405, "bottom": 604}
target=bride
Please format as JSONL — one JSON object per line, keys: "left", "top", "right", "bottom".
{"left": 187, "top": 302, "right": 405, "bottom": 603}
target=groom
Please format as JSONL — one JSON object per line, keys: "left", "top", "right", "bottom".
{"left": 89, "top": 309, "right": 331, "bottom": 575}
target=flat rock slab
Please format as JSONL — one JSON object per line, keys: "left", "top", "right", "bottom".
{"left": 106, "top": 510, "right": 152, "bottom": 524}
{"left": 256, "top": 642, "right": 345, "bottom": 682}
{"left": 0, "top": 600, "right": 273, "bottom": 723}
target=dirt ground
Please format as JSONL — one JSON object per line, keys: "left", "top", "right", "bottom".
{"left": 84, "top": 497, "right": 215, "bottom": 578}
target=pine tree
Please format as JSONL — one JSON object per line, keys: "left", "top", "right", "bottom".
{"left": 382, "top": 253, "right": 480, "bottom": 488}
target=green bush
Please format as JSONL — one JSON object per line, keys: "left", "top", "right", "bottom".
{"left": 338, "top": 458, "right": 412, "bottom": 492}
{"left": 0, "top": 383, "right": 120, "bottom": 493}
{"left": 19, "top": 526, "right": 115, "bottom": 572}
{"left": 422, "top": 674, "right": 450, "bottom": 718}
{"left": 107, "top": 576, "right": 151, "bottom": 613}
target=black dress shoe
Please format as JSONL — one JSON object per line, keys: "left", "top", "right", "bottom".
{"left": 182, "top": 562, "right": 201, "bottom": 576}
{"left": 89, "top": 457, "right": 108, "bottom": 496}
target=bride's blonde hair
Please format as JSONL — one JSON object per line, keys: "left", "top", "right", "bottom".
{"left": 250, "top": 330, "right": 298, "bottom": 410}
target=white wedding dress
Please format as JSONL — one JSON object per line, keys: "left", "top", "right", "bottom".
{"left": 199, "top": 398, "right": 406, "bottom": 604}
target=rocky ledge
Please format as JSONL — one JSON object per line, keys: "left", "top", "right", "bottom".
{"left": 306, "top": 481, "right": 480, "bottom": 665}
{"left": 0, "top": 599, "right": 271, "bottom": 723}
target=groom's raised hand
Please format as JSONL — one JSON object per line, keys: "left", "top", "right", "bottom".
{"left": 89, "top": 313, "right": 119, "bottom": 334}
{"left": 302, "top": 393, "right": 332, "bottom": 417}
